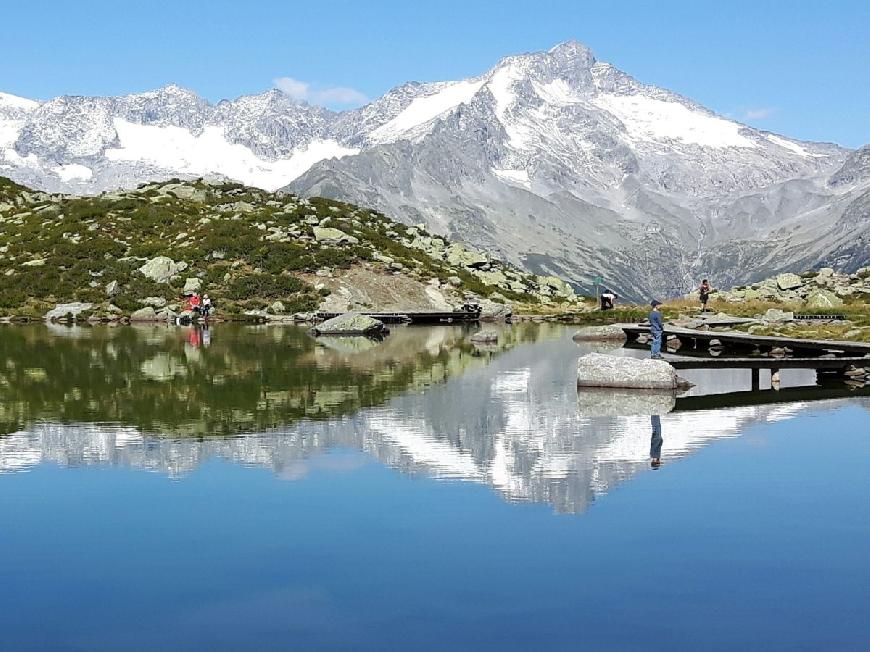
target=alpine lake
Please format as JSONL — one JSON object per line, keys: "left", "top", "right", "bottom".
{"left": 1, "top": 322, "right": 868, "bottom": 651}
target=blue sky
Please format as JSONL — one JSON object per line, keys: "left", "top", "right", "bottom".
{"left": 3, "top": 0, "right": 868, "bottom": 147}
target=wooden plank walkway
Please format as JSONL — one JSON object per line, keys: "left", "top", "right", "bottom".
{"left": 622, "top": 324, "right": 870, "bottom": 356}
{"left": 316, "top": 310, "right": 481, "bottom": 324}
{"left": 667, "top": 356, "right": 868, "bottom": 370}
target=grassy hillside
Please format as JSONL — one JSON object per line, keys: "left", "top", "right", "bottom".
{"left": 0, "top": 177, "right": 580, "bottom": 320}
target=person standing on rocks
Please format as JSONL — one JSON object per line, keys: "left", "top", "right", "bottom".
{"left": 649, "top": 300, "right": 664, "bottom": 359}
{"left": 699, "top": 279, "right": 712, "bottom": 312}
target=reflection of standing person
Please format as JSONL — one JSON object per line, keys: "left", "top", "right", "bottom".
{"left": 650, "top": 415, "right": 663, "bottom": 468}
{"left": 649, "top": 300, "right": 663, "bottom": 359}
{"left": 699, "top": 279, "right": 711, "bottom": 312}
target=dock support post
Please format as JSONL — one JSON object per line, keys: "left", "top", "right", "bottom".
{"left": 751, "top": 368, "right": 760, "bottom": 391}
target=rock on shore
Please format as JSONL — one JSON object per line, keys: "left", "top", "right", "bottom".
{"left": 311, "top": 313, "right": 387, "bottom": 336}
{"left": 572, "top": 325, "right": 627, "bottom": 341}
{"left": 577, "top": 353, "right": 691, "bottom": 390}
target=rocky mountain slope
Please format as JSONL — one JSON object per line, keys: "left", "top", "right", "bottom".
{"left": 2, "top": 43, "right": 868, "bottom": 298}
{"left": 0, "top": 176, "right": 578, "bottom": 321}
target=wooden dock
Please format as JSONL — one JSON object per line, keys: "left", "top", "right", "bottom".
{"left": 622, "top": 324, "right": 870, "bottom": 356}
{"left": 315, "top": 310, "right": 481, "bottom": 324}
{"left": 667, "top": 357, "right": 869, "bottom": 370}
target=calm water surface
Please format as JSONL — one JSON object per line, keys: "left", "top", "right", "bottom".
{"left": 0, "top": 323, "right": 868, "bottom": 650}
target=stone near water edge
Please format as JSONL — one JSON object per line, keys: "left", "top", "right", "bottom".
{"left": 776, "top": 273, "right": 803, "bottom": 291}
{"left": 44, "top": 302, "right": 93, "bottom": 322}
{"left": 311, "top": 312, "right": 387, "bottom": 336}
{"left": 130, "top": 306, "right": 158, "bottom": 322}
{"left": 469, "top": 330, "right": 499, "bottom": 344}
{"left": 269, "top": 300, "right": 286, "bottom": 314}
{"left": 572, "top": 325, "right": 627, "bottom": 342}
{"left": 478, "top": 299, "right": 512, "bottom": 322}
{"left": 577, "top": 353, "right": 692, "bottom": 390}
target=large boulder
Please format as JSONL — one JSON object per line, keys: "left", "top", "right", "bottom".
{"left": 105, "top": 280, "right": 120, "bottom": 297}
{"left": 44, "top": 302, "right": 93, "bottom": 322}
{"left": 478, "top": 299, "right": 512, "bottom": 322}
{"left": 130, "top": 306, "right": 158, "bottom": 322}
{"left": 183, "top": 277, "right": 202, "bottom": 294}
{"left": 805, "top": 289, "right": 844, "bottom": 309}
{"left": 776, "top": 273, "right": 803, "bottom": 291}
{"left": 572, "top": 325, "right": 627, "bottom": 342}
{"left": 762, "top": 308, "right": 794, "bottom": 323}
{"left": 311, "top": 313, "right": 386, "bottom": 336}
{"left": 138, "top": 256, "right": 187, "bottom": 284}
{"left": 445, "top": 244, "right": 488, "bottom": 268}
{"left": 313, "top": 227, "right": 359, "bottom": 245}
{"left": 577, "top": 353, "right": 691, "bottom": 390}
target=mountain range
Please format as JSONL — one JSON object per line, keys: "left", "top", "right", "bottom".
{"left": 2, "top": 41, "right": 868, "bottom": 298}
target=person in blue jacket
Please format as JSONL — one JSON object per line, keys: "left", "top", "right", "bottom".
{"left": 649, "top": 300, "right": 664, "bottom": 359}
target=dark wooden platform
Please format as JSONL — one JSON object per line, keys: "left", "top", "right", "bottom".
{"left": 667, "top": 356, "right": 868, "bottom": 370}
{"left": 623, "top": 324, "right": 870, "bottom": 356}
{"left": 315, "top": 311, "right": 480, "bottom": 324}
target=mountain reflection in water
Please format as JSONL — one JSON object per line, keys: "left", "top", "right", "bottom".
{"left": 1, "top": 323, "right": 865, "bottom": 513}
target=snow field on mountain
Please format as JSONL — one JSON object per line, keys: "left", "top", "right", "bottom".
{"left": 52, "top": 164, "right": 93, "bottom": 182}
{"left": 368, "top": 79, "right": 485, "bottom": 144}
{"left": 592, "top": 93, "right": 758, "bottom": 148}
{"left": 105, "top": 119, "right": 358, "bottom": 190}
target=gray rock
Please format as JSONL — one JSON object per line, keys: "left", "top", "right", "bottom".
{"left": 762, "top": 308, "right": 794, "bottom": 323}
{"left": 478, "top": 299, "right": 512, "bottom": 322}
{"left": 805, "top": 289, "right": 844, "bottom": 309}
{"left": 577, "top": 353, "right": 691, "bottom": 390}
{"left": 105, "top": 280, "right": 119, "bottom": 297}
{"left": 776, "top": 273, "right": 803, "bottom": 291}
{"left": 269, "top": 300, "right": 286, "bottom": 314}
{"left": 182, "top": 277, "right": 202, "bottom": 294}
{"left": 138, "top": 256, "right": 187, "bottom": 284}
{"left": 311, "top": 313, "right": 386, "bottom": 336}
{"left": 313, "top": 227, "right": 359, "bottom": 245}
{"left": 140, "top": 296, "right": 167, "bottom": 308}
{"left": 130, "top": 306, "right": 158, "bottom": 321}
{"left": 44, "top": 302, "right": 93, "bottom": 321}
{"left": 572, "top": 325, "right": 627, "bottom": 341}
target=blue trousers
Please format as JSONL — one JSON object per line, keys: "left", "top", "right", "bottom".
{"left": 651, "top": 330, "right": 662, "bottom": 356}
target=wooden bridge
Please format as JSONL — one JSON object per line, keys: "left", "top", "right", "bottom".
{"left": 622, "top": 324, "right": 870, "bottom": 356}
{"left": 315, "top": 310, "right": 482, "bottom": 324}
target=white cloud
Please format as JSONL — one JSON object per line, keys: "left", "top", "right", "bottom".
{"left": 744, "top": 107, "right": 776, "bottom": 120}
{"left": 274, "top": 76, "right": 368, "bottom": 107}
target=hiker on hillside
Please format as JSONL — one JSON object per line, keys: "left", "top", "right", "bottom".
{"left": 201, "top": 294, "right": 212, "bottom": 319}
{"left": 698, "top": 279, "right": 712, "bottom": 312}
{"left": 649, "top": 299, "right": 664, "bottom": 359}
